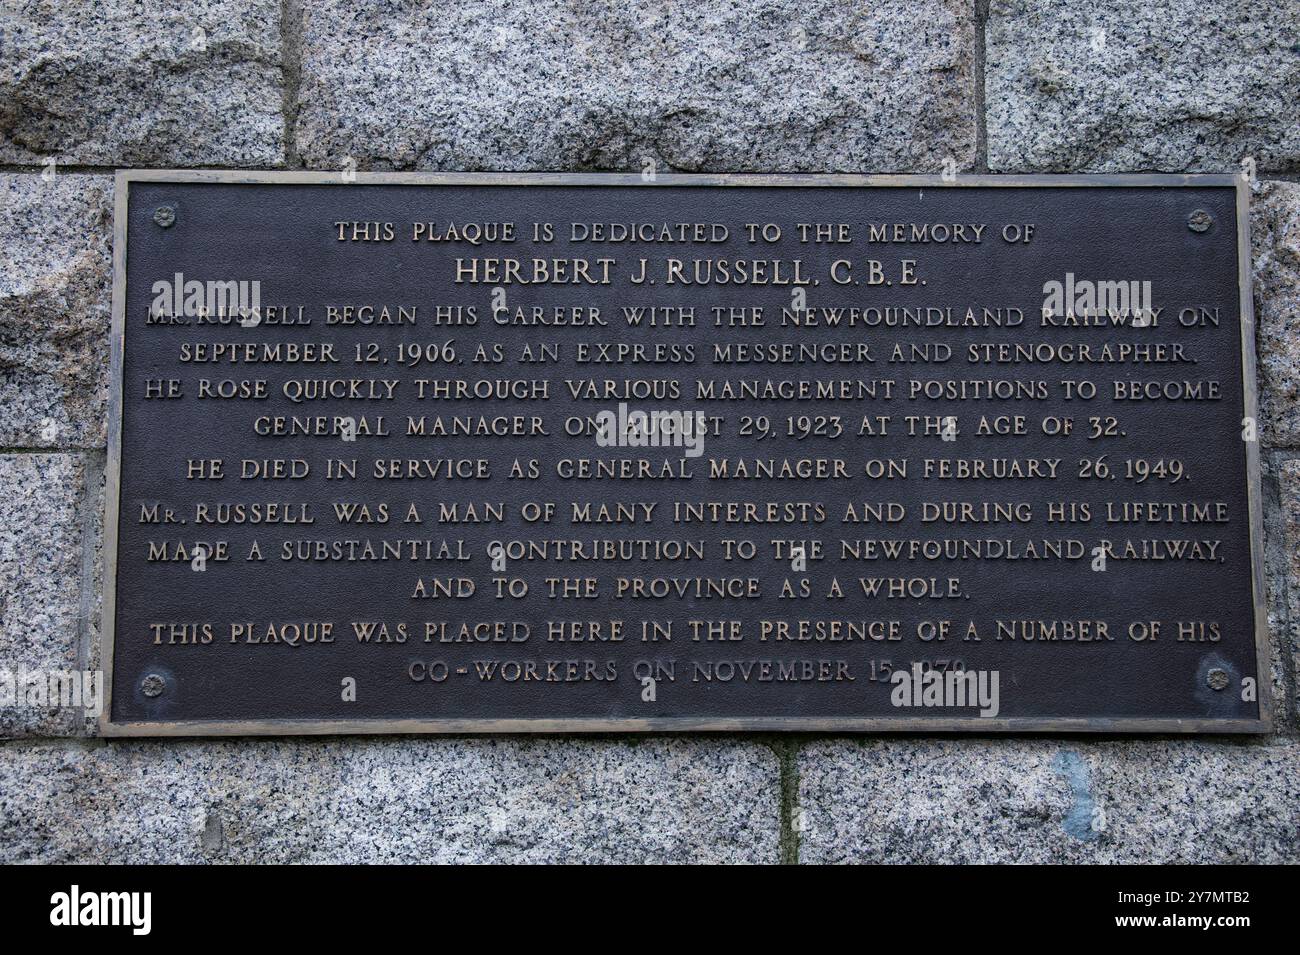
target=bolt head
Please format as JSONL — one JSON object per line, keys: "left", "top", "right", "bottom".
{"left": 1206, "top": 668, "right": 1230, "bottom": 691}
{"left": 153, "top": 205, "right": 176, "bottom": 228}
{"left": 1187, "top": 208, "right": 1213, "bottom": 233}
{"left": 141, "top": 673, "right": 166, "bottom": 697}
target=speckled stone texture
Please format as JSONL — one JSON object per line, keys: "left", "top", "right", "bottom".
{"left": 986, "top": 0, "right": 1300, "bottom": 173}
{"left": 0, "top": 738, "right": 780, "bottom": 863}
{"left": 797, "top": 739, "right": 1300, "bottom": 863}
{"left": 0, "top": 454, "right": 93, "bottom": 739}
{"left": 0, "top": 2, "right": 1298, "bottom": 865}
{"left": 0, "top": 0, "right": 284, "bottom": 166}
{"left": 1278, "top": 460, "right": 1300, "bottom": 722}
{"left": 0, "top": 174, "right": 113, "bottom": 450}
{"left": 1253, "top": 181, "right": 1300, "bottom": 447}
{"left": 295, "top": 0, "right": 976, "bottom": 173}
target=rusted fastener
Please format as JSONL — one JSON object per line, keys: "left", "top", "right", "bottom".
{"left": 153, "top": 205, "right": 176, "bottom": 228}
{"left": 1206, "top": 668, "right": 1230, "bottom": 691}
{"left": 1187, "top": 209, "right": 1213, "bottom": 233}
{"left": 141, "top": 673, "right": 167, "bottom": 697}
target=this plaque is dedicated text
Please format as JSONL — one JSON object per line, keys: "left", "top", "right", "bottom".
{"left": 102, "top": 172, "right": 1268, "bottom": 733}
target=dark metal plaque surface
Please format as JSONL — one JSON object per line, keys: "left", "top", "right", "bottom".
{"left": 103, "top": 172, "right": 1268, "bottom": 734}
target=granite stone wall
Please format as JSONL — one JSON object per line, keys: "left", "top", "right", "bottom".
{"left": 1, "top": 0, "right": 1297, "bottom": 863}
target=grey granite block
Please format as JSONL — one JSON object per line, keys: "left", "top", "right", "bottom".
{"left": 295, "top": 0, "right": 976, "bottom": 173}
{"left": 0, "top": 0, "right": 284, "bottom": 166}
{"left": 987, "top": 0, "right": 1300, "bottom": 173}
{"left": 0, "top": 454, "right": 93, "bottom": 738}
{"left": 1253, "top": 181, "right": 1300, "bottom": 447}
{"left": 798, "top": 738, "right": 1300, "bottom": 863}
{"left": 0, "top": 174, "right": 112, "bottom": 449}
{"left": 0, "top": 737, "right": 780, "bottom": 863}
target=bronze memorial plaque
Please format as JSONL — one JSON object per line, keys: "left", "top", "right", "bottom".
{"left": 102, "top": 172, "right": 1269, "bottom": 734}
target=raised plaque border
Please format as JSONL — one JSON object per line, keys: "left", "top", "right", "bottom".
{"left": 101, "top": 171, "right": 1270, "bottom": 736}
